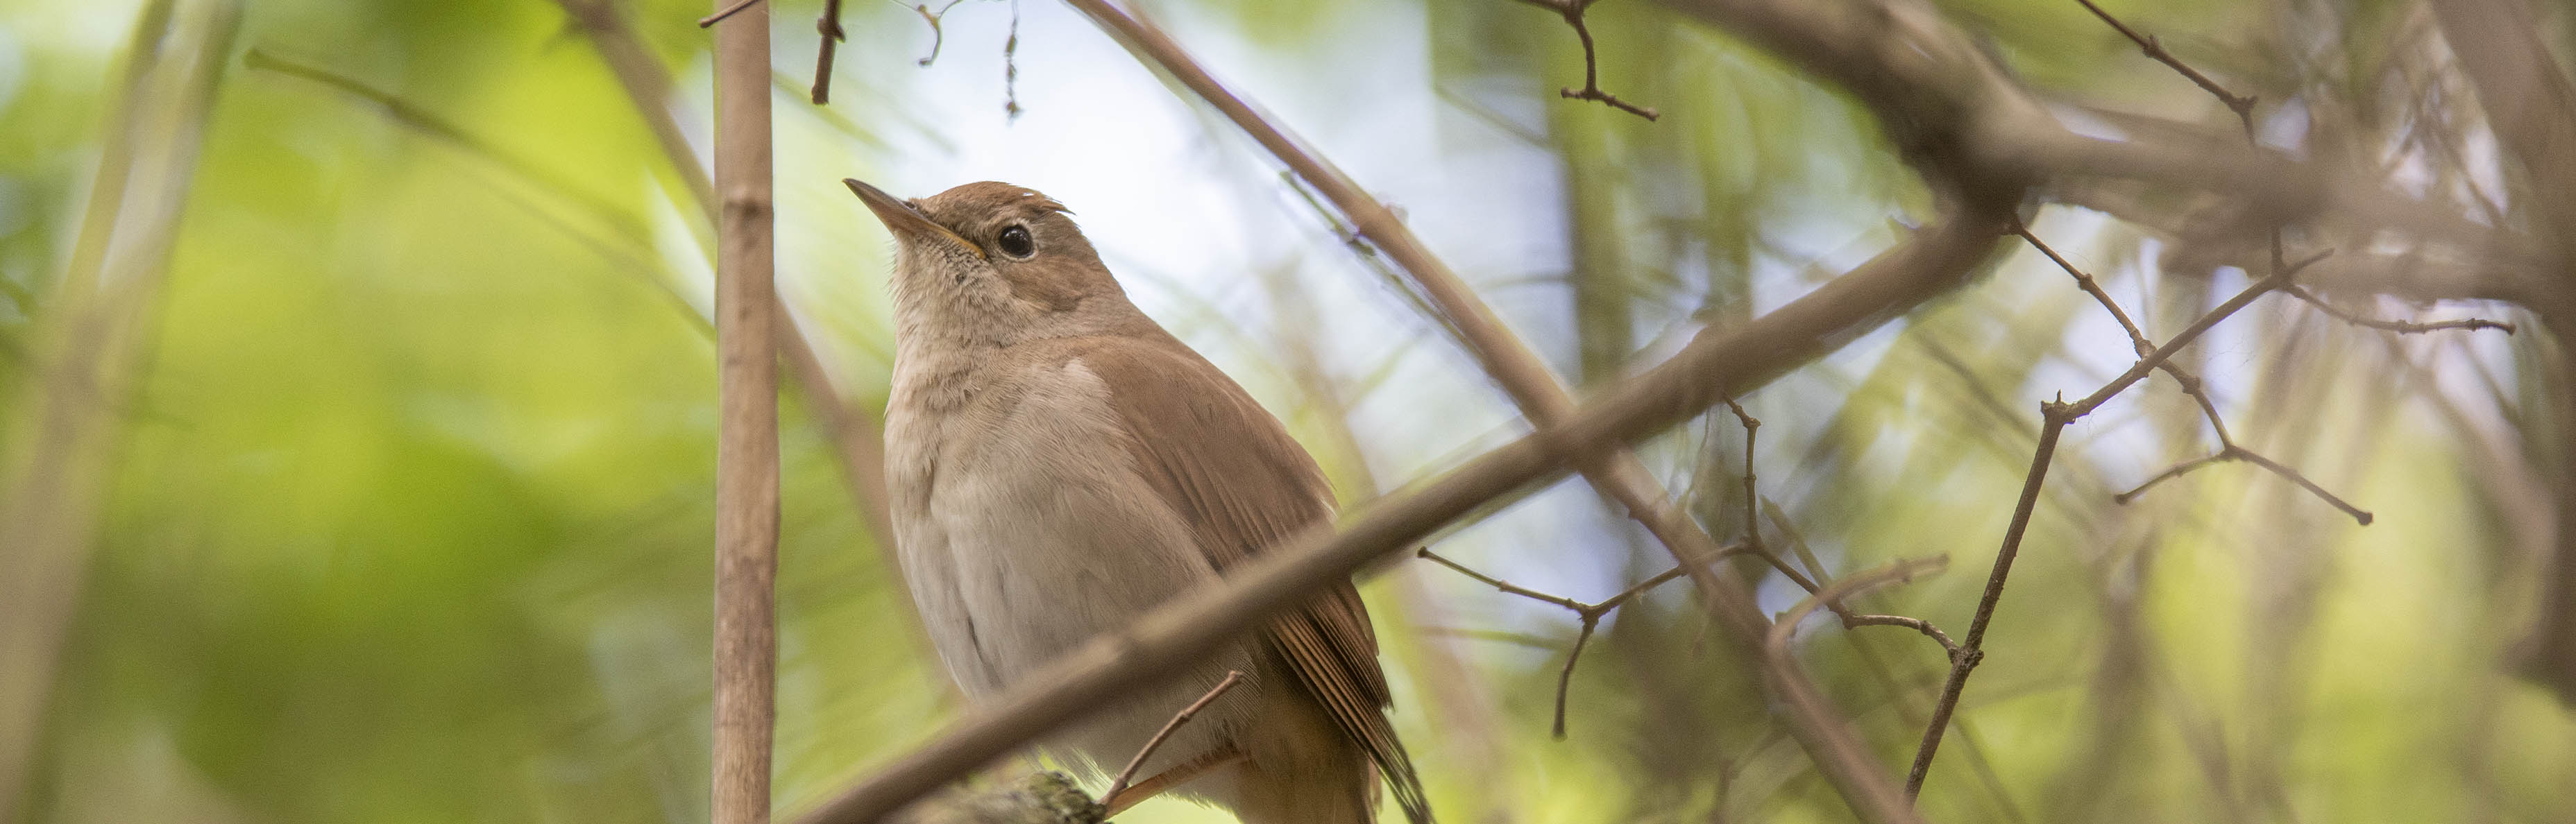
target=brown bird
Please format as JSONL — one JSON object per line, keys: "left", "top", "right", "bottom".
{"left": 847, "top": 179, "right": 1432, "bottom": 824}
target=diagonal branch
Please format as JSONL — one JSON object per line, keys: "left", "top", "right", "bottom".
{"left": 548, "top": 0, "right": 918, "bottom": 682}
{"left": 1057, "top": 2, "right": 1983, "bottom": 819}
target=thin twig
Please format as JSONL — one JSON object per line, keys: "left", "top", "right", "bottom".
{"left": 1844, "top": 614, "right": 1963, "bottom": 659}
{"left": 1417, "top": 545, "right": 1750, "bottom": 739}
{"left": 698, "top": 0, "right": 764, "bottom": 27}
{"left": 2071, "top": 0, "right": 2257, "bottom": 124}
{"left": 1904, "top": 401, "right": 2067, "bottom": 798}
{"left": 2281, "top": 283, "right": 2516, "bottom": 335}
{"left": 1415, "top": 548, "right": 1592, "bottom": 612}
{"left": 1099, "top": 671, "right": 1244, "bottom": 805}
{"left": 811, "top": 0, "right": 845, "bottom": 103}
{"left": 2012, "top": 221, "right": 2151, "bottom": 357}
{"left": 1767, "top": 556, "right": 1952, "bottom": 654}
{"left": 2113, "top": 444, "right": 2375, "bottom": 525}
{"left": 2013, "top": 221, "right": 2239, "bottom": 442}
{"left": 1509, "top": 0, "right": 1659, "bottom": 120}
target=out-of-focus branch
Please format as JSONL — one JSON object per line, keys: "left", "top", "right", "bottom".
{"left": 1652, "top": 0, "right": 2569, "bottom": 317}
{"left": 0, "top": 0, "right": 239, "bottom": 814}
{"left": 548, "top": 0, "right": 909, "bottom": 638}
{"left": 2430, "top": 0, "right": 2576, "bottom": 246}
{"left": 790, "top": 204, "right": 2010, "bottom": 824}
{"left": 1059, "top": 2, "right": 1979, "bottom": 820}
{"left": 2429, "top": 0, "right": 2576, "bottom": 706}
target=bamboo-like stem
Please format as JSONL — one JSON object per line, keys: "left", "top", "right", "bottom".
{"left": 1058, "top": 2, "right": 1945, "bottom": 820}
{"left": 0, "top": 1, "right": 237, "bottom": 814}
{"left": 790, "top": 207, "right": 2007, "bottom": 824}
{"left": 710, "top": 3, "right": 780, "bottom": 823}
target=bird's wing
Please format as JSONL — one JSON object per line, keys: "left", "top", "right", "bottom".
{"left": 1071, "top": 333, "right": 1432, "bottom": 824}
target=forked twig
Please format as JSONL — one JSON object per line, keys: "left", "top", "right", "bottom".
{"left": 2112, "top": 444, "right": 2374, "bottom": 524}
{"left": 2013, "top": 223, "right": 2392, "bottom": 523}
{"left": 1099, "top": 671, "right": 1245, "bottom": 809}
{"left": 1507, "top": 0, "right": 1659, "bottom": 120}
{"left": 1766, "top": 557, "right": 1952, "bottom": 654}
{"left": 1418, "top": 545, "right": 1747, "bottom": 739}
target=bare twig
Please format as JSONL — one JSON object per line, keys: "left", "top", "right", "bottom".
{"left": 2071, "top": 0, "right": 2257, "bottom": 126}
{"left": 812, "top": 0, "right": 846, "bottom": 103}
{"left": 2112, "top": 444, "right": 2375, "bottom": 525}
{"left": 2281, "top": 283, "right": 2517, "bottom": 335}
{"left": 1417, "top": 545, "right": 1747, "bottom": 739}
{"left": 1767, "top": 557, "right": 1952, "bottom": 654}
{"left": 1904, "top": 400, "right": 2066, "bottom": 798}
{"left": 2014, "top": 221, "right": 2386, "bottom": 522}
{"left": 1844, "top": 614, "right": 1963, "bottom": 659}
{"left": 1509, "top": 0, "right": 1659, "bottom": 120}
{"left": 1099, "top": 671, "right": 1244, "bottom": 808}
{"left": 699, "top": 0, "right": 763, "bottom": 27}
{"left": 710, "top": 3, "right": 781, "bottom": 823}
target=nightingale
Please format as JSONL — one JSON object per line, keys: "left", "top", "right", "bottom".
{"left": 847, "top": 179, "right": 1433, "bottom": 824}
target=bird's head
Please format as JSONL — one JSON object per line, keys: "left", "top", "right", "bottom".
{"left": 845, "top": 179, "right": 1132, "bottom": 345}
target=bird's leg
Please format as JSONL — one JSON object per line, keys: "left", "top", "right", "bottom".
{"left": 1100, "top": 744, "right": 1247, "bottom": 815}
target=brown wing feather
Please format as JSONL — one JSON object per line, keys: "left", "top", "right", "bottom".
{"left": 1069, "top": 333, "right": 1432, "bottom": 824}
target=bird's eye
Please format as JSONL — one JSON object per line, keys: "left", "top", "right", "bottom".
{"left": 996, "top": 225, "right": 1035, "bottom": 259}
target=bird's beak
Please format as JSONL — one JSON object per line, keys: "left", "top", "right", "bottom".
{"left": 844, "top": 178, "right": 985, "bottom": 261}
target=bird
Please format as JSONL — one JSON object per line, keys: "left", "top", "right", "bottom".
{"left": 846, "top": 178, "right": 1432, "bottom": 824}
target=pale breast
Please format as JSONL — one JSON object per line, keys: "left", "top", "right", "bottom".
{"left": 886, "top": 352, "right": 1251, "bottom": 694}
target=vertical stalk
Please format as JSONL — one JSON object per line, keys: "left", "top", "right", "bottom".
{"left": 709, "top": 3, "right": 779, "bottom": 824}
{"left": 0, "top": 0, "right": 237, "bottom": 814}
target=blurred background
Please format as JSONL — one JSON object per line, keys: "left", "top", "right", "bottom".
{"left": 0, "top": 0, "right": 2566, "bottom": 821}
